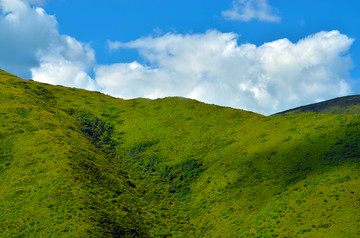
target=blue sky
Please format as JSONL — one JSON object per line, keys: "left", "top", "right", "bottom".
{"left": 0, "top": 0, "right": 360, "bottom": 114}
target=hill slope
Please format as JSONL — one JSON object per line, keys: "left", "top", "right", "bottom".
{"left": 1, "top": 69, "right": 360, "bottom": 237}
{"left": 276, "top": 95, "right": 360, "bottom": 115}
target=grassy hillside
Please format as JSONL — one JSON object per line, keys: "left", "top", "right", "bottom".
{"left": 276, "top": 95, "right": 360, "bottom": 115}
{"left": 1, "top": 69, "right": 360, "bottom": 237}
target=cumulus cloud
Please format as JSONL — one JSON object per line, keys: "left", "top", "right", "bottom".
{"left": 31, "top": 35, "right": 97, "bottom": 90}
{"left": 0, "top": 0, "right": 96, "bottom": 89}
{"left": 105, "top": 30, "right": 353, "bottom": 115}
{"left": 23, "top": 0, "right": 44, "bottom": 5}
{"left": 222, "top": 0, "right": 281, "bottom": 22}
{"left": 0, "top": 0, "right": 56, "bottom": 77}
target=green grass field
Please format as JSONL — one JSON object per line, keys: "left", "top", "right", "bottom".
{"left": 1, "top": 69, "right": 360, "bottom": 237}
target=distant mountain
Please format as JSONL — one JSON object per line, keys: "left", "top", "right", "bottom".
{"left": 276, "top": 95, "right": 360, "bottom": 115}
{"left": 1, "top": 69, "right": 360, "bottom": 237}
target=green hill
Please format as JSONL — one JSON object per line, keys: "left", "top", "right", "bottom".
{"left": 276, "top": 95, "right": 360, "bottom": 115}
{"left": 1, "top": 69, "right": 360, "bottom": 237}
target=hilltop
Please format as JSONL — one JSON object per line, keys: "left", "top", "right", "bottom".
{"left": 276, "top": 95, "right": 360, "bottom": 115}
{"left": 1, "top": 69, "right": 360, "bottom": 237}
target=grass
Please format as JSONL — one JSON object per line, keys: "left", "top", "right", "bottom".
{"left": 1, "top": 69, "right": 360, "bottom": 237}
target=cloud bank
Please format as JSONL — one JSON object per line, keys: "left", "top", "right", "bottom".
{"left": 105, "top": 30, "right": 353, "bottom": 115}
{"left": 222, "top": 0, "right": 281, "bottom": 22}
{"left": 0, "top": 0, "right": 96, "bottom": 89}
{"left": 0, "top": 0, "right": 355, "bottom": 115}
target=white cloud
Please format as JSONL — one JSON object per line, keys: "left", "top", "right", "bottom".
{"left": 222, "top": 0, "right": 281, "bottom": 22}
{"left": 31, "top": 35, "right": 97, "bottom": 90}
{"left": 23, "top": 0, "right": 44, "bottom": 5}
{"left": 0, "top": 0, "right": 57, "bottom": 77}
{"left": 104, "top": 30, "right": 353, "bottom": 115}
{"left": 0, "top": 0, "right": 95, "bottom": 89}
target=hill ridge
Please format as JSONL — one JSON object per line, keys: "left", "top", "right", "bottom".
{"left": 1, "top": 70, "right": 360, "bottom": 237}
{"left": 276, "top": 95, "right": 360, "bottom": 115}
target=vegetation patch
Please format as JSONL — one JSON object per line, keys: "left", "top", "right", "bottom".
{"left": 162, "top": 159, "right": 204, "bottom": 197}
{"left": 67, "top": 109, "right": 117, "bottom": 155}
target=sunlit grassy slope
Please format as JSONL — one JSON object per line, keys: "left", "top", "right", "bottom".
{"left": 1, "top": 69, "right": 360, "bottom": 237}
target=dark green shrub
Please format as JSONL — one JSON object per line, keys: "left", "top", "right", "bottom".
{"left": 161, "top": 159, "right": 204, "bottom": 197}
{"left": 67, "top": 109, "right": 117, "bottom": 155}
